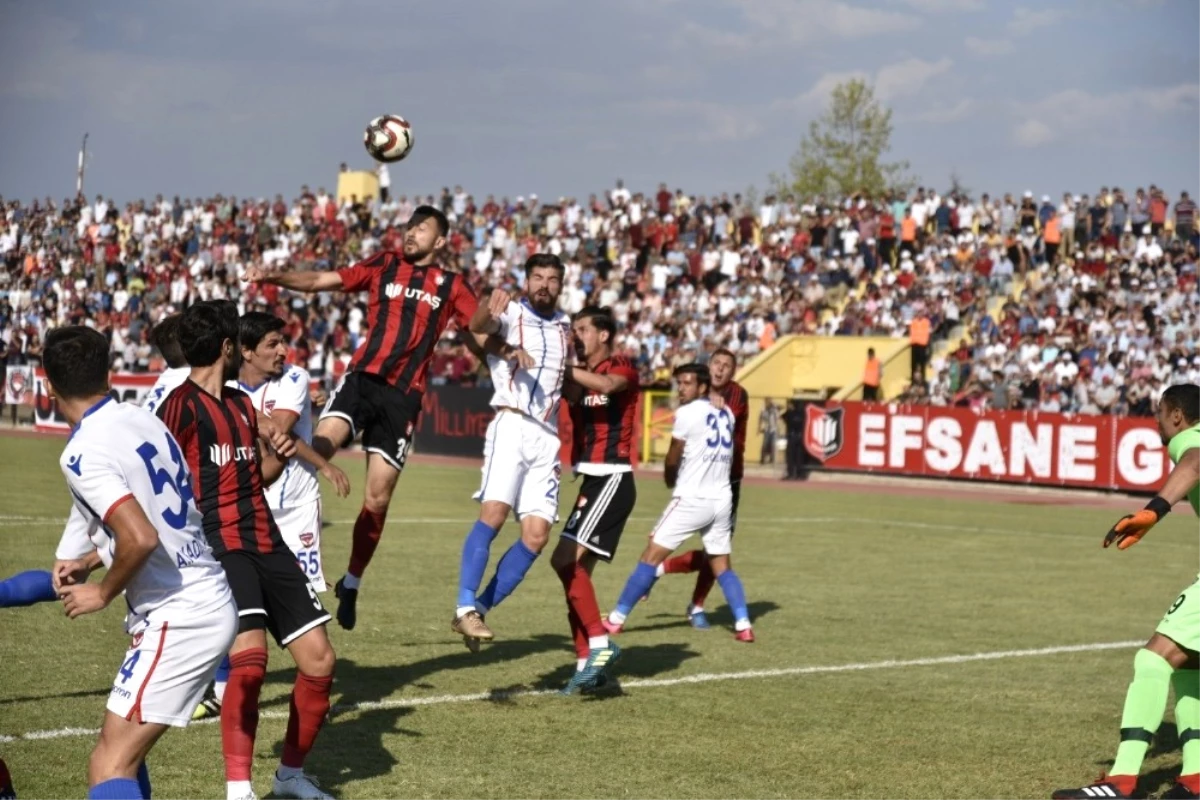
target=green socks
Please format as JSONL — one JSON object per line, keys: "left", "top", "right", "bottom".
{"left": 1111, "top": 649, "right": 1174, "bottom": 777}
{"left": 1174, "top": 669, "right": 1200, "bottom": 778}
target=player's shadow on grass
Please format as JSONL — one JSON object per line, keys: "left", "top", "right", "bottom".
{"left": 638, "top": 599, "right": 781, "bottom": 632}
{"left": 530, "top": 642, "right": 701, "bottom": 698}
{"left": 0, "top": 685, "right": 110, "bottom": 705}
{"left": 266, "top": 705, "right": 417, "bottom": 795}
{"left": 260, "top": 633, "right": 571, "bottom": 710}
{"left": 1094, "top": 721, "right": 1182, "bottom": 797}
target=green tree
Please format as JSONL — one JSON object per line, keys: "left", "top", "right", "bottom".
{"left": 776, "top": 78, "right": 916, "bottom": 200}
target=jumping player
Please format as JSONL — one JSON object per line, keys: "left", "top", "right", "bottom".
{"left": 604, "top": 363, "right": 754, "bottom": 641}
{"left": 453, "top": 254, "right": 571, "bottom": 649}
{"left": 551, "top": 306, "right": 639, "bottom": 693}
{"left": 1053, "top": 384, "right": 1200, "bottom": 800}
{"left": 656, "top": 347, "right": 749, "bottom": 629}
{"left": 158, "top": 300, "right": 335, "bottom": 800}
{"left": 243, "top": 206, "right": 481, "bottom": 631}
{"left": 43, "top": 325, "right": 237, "bottom": 800}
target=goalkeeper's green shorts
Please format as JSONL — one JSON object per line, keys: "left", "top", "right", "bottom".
{"left": 1155, "top": 577, "right": 1200, "bottom": 653}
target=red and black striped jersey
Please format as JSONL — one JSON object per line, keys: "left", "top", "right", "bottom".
{"left": 337, "top": 253, "right": 478, "bottom": 393}
{"left": 717, "top": 380, "right": 749, "bottom": 481}
{"left": 157, "top": 380, "right": 287, "bottom": 557}
{"left": 571, "top": 356, "right": 640, "bottom": 466}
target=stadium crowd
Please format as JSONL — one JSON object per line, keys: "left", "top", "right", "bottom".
{"left": 1, "top": 179, "right": 1197, "bottom": 417}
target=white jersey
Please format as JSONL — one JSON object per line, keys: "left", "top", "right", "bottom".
{"left": 141, "top": 366, "right": 190, "bottom": 415}
{"left": 55, "top": 398, "right": 231, "bottom": 620}
{"left": 229, "top": 364, "right": 318, "bottom": 510}
{"left": 485, "top": 299, "right": 571, "bottom": 432}
{"left": 670, "top": 398, "right": 734, "bottom": 501}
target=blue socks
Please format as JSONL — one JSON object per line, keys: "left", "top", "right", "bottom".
{"left": 0, "top": 570, "right": 57, "bottom": 608}
{"left": 88, "top": 777, "right": 142, "bottom": 799}
{"left": 214, "top": 655, "right": 230, "bottom": 684}
{"left": 476, "top": 540, "right": 539, "bottom": 611}
{"left": 137, "top": 761, "right": 151, "bottom": 799}
{"left": 457, "top": 521, "right": 499, "bottom": 609}
{"left": 716, "top": 570, "right": 750, "bottom": 624}
{"left": 615, "top": 562, "right": 659, "bottom": 618}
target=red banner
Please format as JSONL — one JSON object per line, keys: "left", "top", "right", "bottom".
{"left": 810, "top": 401, "right": 1168, "bottom": 491}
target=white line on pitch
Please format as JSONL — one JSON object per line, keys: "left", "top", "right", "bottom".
{"left": 0, "top": 639, "right": 1141, "bottom": 743}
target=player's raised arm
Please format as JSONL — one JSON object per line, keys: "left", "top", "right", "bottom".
{"left": 244, "top": 265, "right": 345, "bottom": 293}
{"left": 470, "top": 288, "right": 511, "bottom": 336}
{"left": 566, "top": 365, "right": 631, "bottom": 396}
{"left": 1104, "top": 447, "right": 1199, "bottom": 550}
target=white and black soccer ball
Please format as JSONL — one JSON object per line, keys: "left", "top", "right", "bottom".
{"left": 363, "top": 114, "right": 414, "bottom": 163}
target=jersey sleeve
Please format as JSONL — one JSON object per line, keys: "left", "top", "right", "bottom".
{"left": 337, "top": 252, "right": 389, "bottom": 293}
{"left": 497, "top": 300, "right": 521, "bottom": 339}
{"left": 157, "top": 392, "right": 195, "bottom": 452}
{"left": 55, "top": 505, "right": 99, "bottom": 560}
{"left": 273, "top": 368, "right": 310, "bottom": 417}
{"left": 450, "top": 278, "right": 479, "bottom": 330}
{"left": 61, "top": 439, "right": 135, "bottom": 525}
{"left": 610, "top": 356, "right": 640, "bottom": 389}
{"left": 1168, "top": 426, "right": 1200, "bottom": 464}
{"left": 671, "top": 405, "right": 696, "bottom": 441}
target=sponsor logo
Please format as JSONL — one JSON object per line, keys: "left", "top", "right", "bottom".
{"left": 209, "top": 443, "right": 257, "bottom": 467}
{"left": 582, "top": 394, "right": 610, "bottom": 406}
{"left": 385, "top": 284, "right": 442, "bottom": 309}
{"left": 66, "top": 453, "right": 83, "bottom": 476}
{"left": 299, "top": 532, "right": 315, "bottom": 547}
{"left": 110, "top": 686, "right": 132, "bottom": 699}
{"left": 804, "top": 405, "right": 845, "bottom": 462}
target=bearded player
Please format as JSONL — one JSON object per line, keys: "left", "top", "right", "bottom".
{"left": 244, "top": 207, "right": 483, "bottom": 631}
{"left": 656, "top": 347, "right": 750, "bottom": 631}
{"left": 453, "top": 254, "right": 572, "bottom": 648}
{"left": 1053, "top": 384, "right": 1200, "bottom": 800}
{"left": 551, "top": 306, "right": 639, "bottom": 694}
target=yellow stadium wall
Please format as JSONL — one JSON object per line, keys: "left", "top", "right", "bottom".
{"left": 337, "top": 171, "right": 380, "bottom": 204}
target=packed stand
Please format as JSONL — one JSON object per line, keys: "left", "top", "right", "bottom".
{"left": 0, "top": 180, "right": 1196, "bottom": 416}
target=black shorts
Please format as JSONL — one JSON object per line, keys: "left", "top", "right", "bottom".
{"left": 220, "top": 549, "right": 331, "bottom": 646}
{"left": 322, "top": 371, "right": 420, "bottom": 472}
{"left": 560, "top": 472, "right": 638, "bottom": 562}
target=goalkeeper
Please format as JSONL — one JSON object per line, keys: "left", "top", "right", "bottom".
{"left": 1054, "top": 384, "right": 1200, "bottom": 800}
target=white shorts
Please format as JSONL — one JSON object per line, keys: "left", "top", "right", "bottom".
{"left": 651, "top": 496, "right": 734, "bottom": 556}
{"left": 473, "top": 411, "right": 562, "bottom": 523}
{"left": 274, "top": 499, "right": 326, "bottom": 592}
{"left": 107, "top": 600, "right": 237, "bottom": 727}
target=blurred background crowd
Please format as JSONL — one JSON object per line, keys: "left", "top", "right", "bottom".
{"left": 1, "top": 178, "right": 1197, "bottom": 416}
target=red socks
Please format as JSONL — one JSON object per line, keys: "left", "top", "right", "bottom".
{"left": 556, "top": 562, "right": 604, "bottom": 659}
{"left": 660, "top": 550, "right": 716, "bottom": 607}
{"left": 221, "top": 648, "right": 268, "bottom": 782}
{"left": 281, "top": 672, "right": 334, "bottom": 769}
{"left": 347, "top": 506, "right": 387, "bottom": 578}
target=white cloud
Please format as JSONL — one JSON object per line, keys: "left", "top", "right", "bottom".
{"left": 1008, "top": 7, "right": 1067, "bottom": 35}
{"left": 906, "top": 98, "right": 975, "bottom": 124}
{"left": 898, "top": 0, "right": 984, "bottom": 11}
{"left": 673, "top": 0, "right": 921, "bottom": 52}
{"left": 875, "top": 57, "right": 953, "bottom": 101}
{"left": 1011, "top": 84, "right": 1200, "bottom": 147}
{"left": 964, "top": 36, "right": 1014, "bottom": 56}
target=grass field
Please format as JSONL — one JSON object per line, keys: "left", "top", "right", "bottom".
{"left": 1, "top": 432, "right": 1198, "bottom": 799}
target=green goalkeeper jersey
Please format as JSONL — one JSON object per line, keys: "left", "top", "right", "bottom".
{"left": 1167, "top": 423, "right": 1200, "bottom": 516}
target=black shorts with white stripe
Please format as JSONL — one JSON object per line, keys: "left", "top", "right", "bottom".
{"left": 560, "top": 472, "right": 638, "bottom": 562}
{"left": 220, "top": 549, "right": 331, "bottom": 646}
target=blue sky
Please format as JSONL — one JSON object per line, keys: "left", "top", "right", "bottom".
{"left": 0, "top": 0, "right": 1196, "bottom": 204}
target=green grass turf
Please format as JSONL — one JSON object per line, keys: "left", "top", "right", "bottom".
{"left": 1, "top": 433, "right": 1197, "bottom": 799}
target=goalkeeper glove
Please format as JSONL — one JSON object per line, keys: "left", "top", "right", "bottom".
{"left": 1103, "top": 496, "right": 1173, "bottom": 550}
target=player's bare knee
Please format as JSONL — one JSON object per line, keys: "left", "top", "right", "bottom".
{"left": 520, "top": 519, "right": 551, "bottom": 553}
{"left": 708, "top": 554, "right": 731, "bottom": 575}
{"left": 549, "top": 540, "right": 575, "bottom": 574}
{"left": 363, "top": 485, "right": 392, "bottom": 515}
{"left": 1145, "top": 633, "right": 1192, "bottom": 669}
{"left": 479, "top": 502, "right": 509, "bottom": 531}
{"left": 292, "top": 630, "right": 336, "bottom": 677}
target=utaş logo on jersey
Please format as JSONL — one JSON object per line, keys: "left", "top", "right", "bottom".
{"left": 209, "top": 443, "right": 256, "bottom": 467}
{"left": 386, "top": 283, "right": 442, "bottom": 309}
{"left": 804, "top": 405, "right": 845, "bottom": 463}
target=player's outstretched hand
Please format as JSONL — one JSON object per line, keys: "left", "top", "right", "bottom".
{"left": 320, "top": 462, "right": 351, "bottom": 498}
{"left": 243, "top": 264, "right": 267, "bottom": 284}
{"left": 310, "top": 386, "right": 328, "bottom": 408}
{"left": 709, "top": 392, "right": 727, "bottom": 410}
{"left": 52, "top": 559, "right": 92, "bottom": 592}
{"left": 488, "top": 289, "right": 512, "bottom": 320}
{"left": 59, "top": 583, "right": 109, "bottom": 618}
{"left": 256, "top": 414, "right": 299, "bottom": 459}
{"left": 1103, "top": 497, "right": 1172, "bottom": 549}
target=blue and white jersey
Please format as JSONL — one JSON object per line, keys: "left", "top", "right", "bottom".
{"left": 55, "top": 398, "right": 231, "bottom": 619}
{"left": 486, "top": 299, "right": 571, "bottom": 433}
{"left": 670, "top": 398, "right": 734, "bottom": 502}
{"left": 141, "top": 367, "right": 190, "bottom": 415}
{"left": 229, "top": 364, "right": 318, "bottom": 510}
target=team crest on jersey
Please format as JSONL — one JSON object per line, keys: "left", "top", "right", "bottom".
{"left": 405, "top": 420, "right": 414, "bottom": 436}
{"left": 804, "top": 405, "right": 844, "bottom": 463}
{"left": 264, "top": 400, "right": 276, "bottom": 414}
{"left": 131, "top": 632, "right": 144, "bottom": 648}
{"left": 576, "top": 495, "right": 588, "bottom": 509}
{"left": 434, "top": 274, "right": 445, "bottom": 286}
{"left": 299, "top": 532, "right": 315, "bottom": 547}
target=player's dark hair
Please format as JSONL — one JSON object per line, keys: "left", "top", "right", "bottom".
{"left": 410, "top": 205, "right": 449, "bottom": 237}
{"left": 710, "top": 348, "right": 737, "bottom": 365}
{"left": 180, "top": 300, "right": 239, "bottom": 368}
{"left": 673, "top": 362, "right": 711, "bottom": 391}
{"left": 239, "top": 311, "right": 286, "bottom": 352}
{"left": 149, "top": 314, "right": 186, "bottom": 369}
{"left": 1161, "top": 384, "right": 1200, "bottom": 424}
{"left": 573, "top": 306, "right": 616, "bottom": 342}
{"left": 524, "top": 252, "right": 565, "bottom": 279}
{"left": 43, "top": 326, "right": 111, "bottom": 400}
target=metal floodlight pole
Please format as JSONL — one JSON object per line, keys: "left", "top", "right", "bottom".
{"left": 77, "top": 133, "right": 89, "bottom": 195}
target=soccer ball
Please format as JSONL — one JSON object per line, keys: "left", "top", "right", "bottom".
{"left": 363, "top": 114, "right": 414, "bottom": 163}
